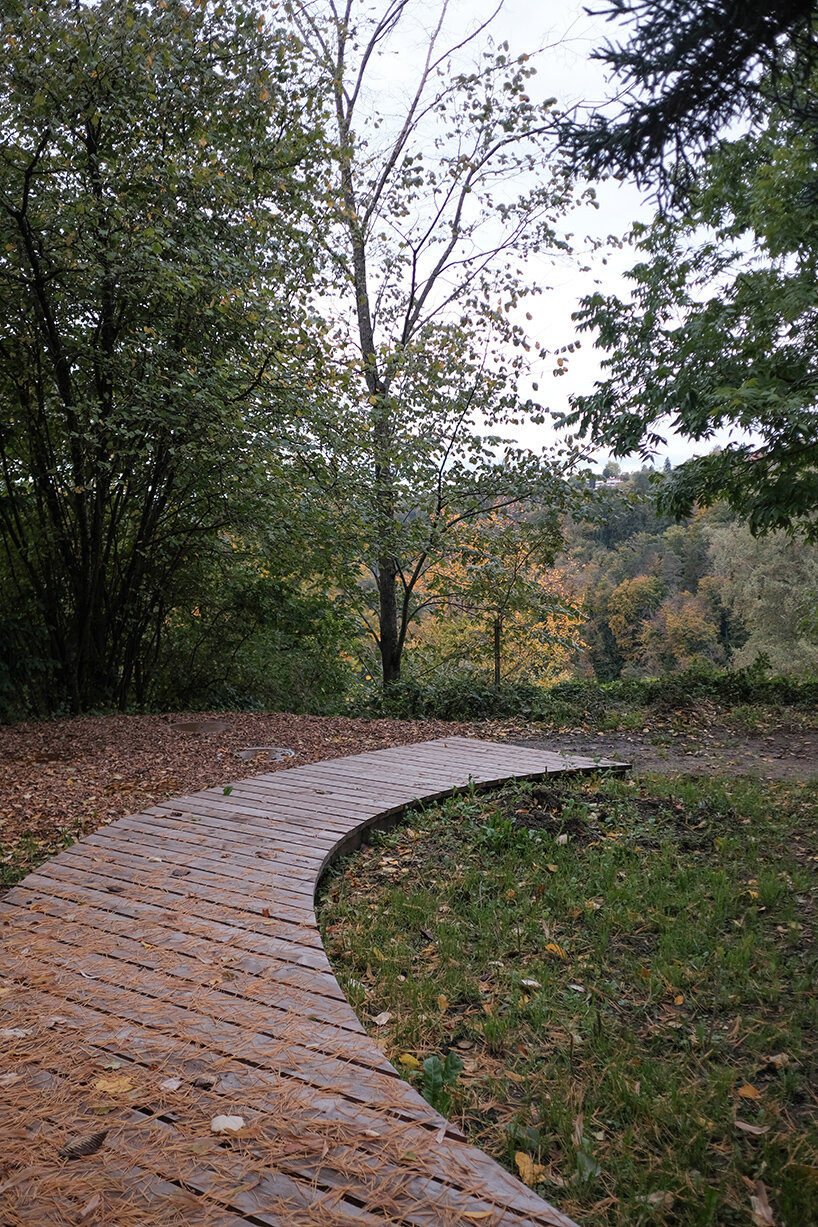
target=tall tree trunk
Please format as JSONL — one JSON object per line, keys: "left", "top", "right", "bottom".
{"left": 493, "top": 613, "right": 503, "bottom": 688}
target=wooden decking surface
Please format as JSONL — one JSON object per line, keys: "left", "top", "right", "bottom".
{"left": 0, "top": 737, "right": 626, "bottom": 1226}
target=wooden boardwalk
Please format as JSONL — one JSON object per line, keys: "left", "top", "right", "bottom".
{"left": 0, "top": 737, "right": 626, "bottom": 1226}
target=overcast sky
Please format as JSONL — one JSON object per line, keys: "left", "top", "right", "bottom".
{"left": 357, "top": 0, "right": 744, "bottom": 468}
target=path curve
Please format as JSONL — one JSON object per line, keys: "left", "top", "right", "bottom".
{"left": 0, "top": 737, "right": 625, "bottom": 1226}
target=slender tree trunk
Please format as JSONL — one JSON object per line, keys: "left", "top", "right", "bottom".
{"left": 493, "top": 613, "right": 503, "bottom": 688}
{"left": 378, "top": 560, "right": 401, "bottom": 684}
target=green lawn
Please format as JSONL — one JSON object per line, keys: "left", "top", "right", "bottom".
{"left": 318, "top": 772, "right": 818, "bottom": 1226}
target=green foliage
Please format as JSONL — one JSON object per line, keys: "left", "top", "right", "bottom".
{"left": 562, "top": 92, "right": 818, "bottom": 538}
{"left": 421, "top": 1052, "right": 464, "bottom": 1117}
{"left": 352, "top": 662, "right": 818, "bottom": 724}
{"left": 560, "top": 0, "right": 817, "bottom": 197}
{"left": 0, "top": 0, "right": 321, "bottom": 713}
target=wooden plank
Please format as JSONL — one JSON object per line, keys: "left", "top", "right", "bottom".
{"left": 0, "top": 738, "right": 615, "bottom": 1225}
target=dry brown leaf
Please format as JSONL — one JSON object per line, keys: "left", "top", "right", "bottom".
{"left": 76, "top": 1193, "right": 101, "bottom": 1222}
{"left": 750, "top": 1180, "right": 775, "bottom": 1226}
{"left": 59, "top": 1130, "right": 108, "bottom": 1159}
{"left": 515, "top": 1151, "right": 547, "bottom": 1187}
{"left": 738, "top": 1084, "right": 762, "bottom": 1100}
{"left": 93, "top": 1075, "right": 133, "bottom": 1095}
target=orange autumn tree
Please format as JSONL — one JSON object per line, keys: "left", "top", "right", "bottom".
{"left": 408, "top": 513, "right": 584, "bottom": 687}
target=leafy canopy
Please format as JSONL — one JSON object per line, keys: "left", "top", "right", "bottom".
{"left": 560, "top": 74, "right": 818, "bottom": 539}
{"left": 0, "top": 0, "right": 321, "bottom": 710}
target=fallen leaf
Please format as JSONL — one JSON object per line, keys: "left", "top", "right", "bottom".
{"left": 210, "top": 1115, "right": 245, "bottom": 1133}
{"left": 159, "top": 1077, "right": 182, "bottom": 1091}
{"left": 77, "top": 1193, "right": 101, "bottom": 1221}
{"left": 398, "top": 1053, "right": 421, "bottom": 1070}
{"left": 59, "top": 1129, "right": 108, "bottom": 1159}
{"left": 646, "top": 1191, "right": 675, "bottom": 1209}
{"left": 462, "top": 1213, "right": 493, "bottom": 1221}
{"left": 735, "top": 1120, "right": 771, "bottom": 1136}
{"left": 766, "top": 1052, "right": 790, "bottom": 1070}
{"left": 372, "top": 1011, "right": 393, "bottom": 1027}
{"left": 93, "top": 1075, "right": 133, "bottom": 1094}
{"left": 673, "top": 994, "right": 685, "bottom": 1005}
{"left": 436, "top": 994, "right": 449, "bottom": 1013}
{"left": 545, "top": 941, "right": 567, "bottom": 960}
{"left": 555, "top": 833, "right": 569, "bottom": 846}
{"left": 521, "top": 978, "right": 541, "bottom": 989}
{"left": 0, "top": 1027, "right": 30, "bottom": 1039}
{"left": 750, "top": 1180, "right": 775, "bottom": 1226}
{"left": 515, "top": 1151, "right": 547, "bottom": 1186}
{"left": 546, "top": 863, "right": 558, "bottom": 873}
{"left": 738, "top": 1084, "right": 762, "bottom": 1100}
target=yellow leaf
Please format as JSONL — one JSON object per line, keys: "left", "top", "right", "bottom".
{"left": 93, "top": 1075, "right": 133, "bottom": 1095}
{"left": 436, "top": 994, "right": 449, "bottom": 1013}
{"left": 738, "top": 1083, "right": 762, "bottom": 1100}
{"left": 398, "top": 1053, "right": 421, "bottom": 1070}
{"left": 462, "top": 1213, "right": 493, "bottom": 1221}
{"left": 674, "top": 994, "right": 685, "bottom": 1005}
{"left": 546, "top": 864, "right": 558, "bottom": 873}
{"left": 515, "top": 1151, "right": 547, "bottom": 1186}
{"left": 544, "top": 942, "right": 567, "bottom": 961}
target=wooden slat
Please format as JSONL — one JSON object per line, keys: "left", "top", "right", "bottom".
{"left": 1, "top": 737, "right": 627, "bottom": 1224}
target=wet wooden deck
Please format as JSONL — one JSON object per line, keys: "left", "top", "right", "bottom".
{"left": 0, "top": 737, "right": 626, "bottom": 1226}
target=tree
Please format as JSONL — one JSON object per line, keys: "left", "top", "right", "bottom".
{"left": 414, "top": 512, "right": 581, "bottom": 687}
{"left": 0, "top": 0, "right": 319, "bottom": 710}
{"left": 707, "top": 521, "right": 818, "bottom": 674}
{"left": 560, "top": 89, "right": 818, "bottom": 539}
{"left": 561, "top": 0, "right": 818, "bottom": 198}
{"left": 284, "top": 0, "right": 585, "bottom": 686}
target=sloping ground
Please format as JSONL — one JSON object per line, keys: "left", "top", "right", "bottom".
{"left": 0, "top": 739, "right": 625, "bottom": 1226}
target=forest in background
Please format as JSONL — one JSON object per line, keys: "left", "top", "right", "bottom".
{"left": 2, "top": 0, "right": 817, "bottom": 722}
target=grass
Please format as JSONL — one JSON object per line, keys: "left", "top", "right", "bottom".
{"left": 0, "top": 821, "right": 85, "bottom": 888}
{"left": 318, "top": 772, "right": 818, "bottom": 1226}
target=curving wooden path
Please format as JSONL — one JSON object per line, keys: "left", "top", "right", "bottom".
{"left": 0, "top": 737, "right": 626, "bottom": 1226}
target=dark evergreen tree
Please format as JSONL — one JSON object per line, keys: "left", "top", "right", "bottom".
{"left": 562, "top": 0, "right": 817, "bottom": 198}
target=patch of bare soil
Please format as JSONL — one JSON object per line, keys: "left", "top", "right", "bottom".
{"left": 511, "top": 725, "right": 818, "bottom": 781}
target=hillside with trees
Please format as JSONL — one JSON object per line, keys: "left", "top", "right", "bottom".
{"left": 1, "top": 0, "right": 817, "bottom": 721}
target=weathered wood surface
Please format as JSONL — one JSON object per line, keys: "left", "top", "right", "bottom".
{"left": 0, "top": 737, "right": 626, "bottom": 1225}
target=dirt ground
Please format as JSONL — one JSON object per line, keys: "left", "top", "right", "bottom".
{"left": 513, "top": 725, "right": 818, "bottom": 782}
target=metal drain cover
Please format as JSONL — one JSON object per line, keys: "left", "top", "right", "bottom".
{"left": 235, "top": 746, "right": 295, "bottom": 762}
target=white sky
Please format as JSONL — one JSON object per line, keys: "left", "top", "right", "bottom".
{"left": 387, "top": 0, "right": 749, "bottom": 469}
{"left": 349, "top": 0, "right": 748, "bottom": 469}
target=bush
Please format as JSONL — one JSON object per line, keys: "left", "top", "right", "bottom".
{"left": 350, "top": 663, "right": 818, "bottom": 724}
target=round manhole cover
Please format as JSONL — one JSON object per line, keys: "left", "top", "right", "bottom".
{"left": 235, "top": 747, "right": 296, "bottom": 762}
